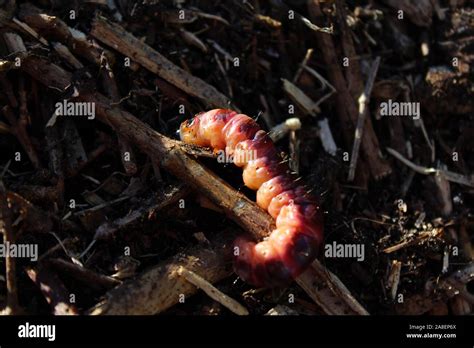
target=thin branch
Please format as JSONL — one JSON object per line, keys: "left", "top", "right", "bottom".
{"left": 386, "top": 147, "right": 474, "bottom": 187}
{"left": 177, "top": 266, "right": 249, "bottom": 315}
{"left": 348, "top": 56, "right": 381, "bottom": 182}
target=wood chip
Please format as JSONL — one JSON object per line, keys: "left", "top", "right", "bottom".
{"left": 281, "top": 78, "right": 320, "bottom": 116}
{"left": 177, "top": 266, "right": 249, "bottom": 315}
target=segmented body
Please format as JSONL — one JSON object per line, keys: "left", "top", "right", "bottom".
{"left": 180, "top": 109, "right": 323, "bottom": 287}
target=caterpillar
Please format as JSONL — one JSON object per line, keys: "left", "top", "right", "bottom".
{"left": 179, "top": 109, "right": 323, "bottom": 287}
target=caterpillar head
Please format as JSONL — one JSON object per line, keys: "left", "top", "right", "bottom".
{"left": 179, "top": 117, "right": 206, "bottom": 146}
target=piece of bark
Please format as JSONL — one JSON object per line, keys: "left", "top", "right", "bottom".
{"left": 88, "top": 232, "right": 235, "bottom": 315}
{"left": 386, "top": 260, "right": 402, "bottom": 301}
{"left": 14, "top": 184, "right": 61, "bottom": 207}
{"left": 0, "top": 74, "right": 18, "bottom": 108}
{"left": 308, "top": 1, "right": 391, "bottom": 181}
{"left": 281, "top": 79, "right": 320, "bottom": 115}
{"left": 100, "top": 54, "right": 137, "bottom": 176}
{"left": 18, "top": 3, "right": 113, "bottom": 65}
{"left": 6, "top": 191, "right": 54, "bottom": 234}
{"left": 61, "top": 120, "right": 88, "bottom": 176}
{"left": 43, "top": 102, "right": 65, "bottom": 207}
{"left": 335, "top": 0, "right": 364, "bottom": 100}
{"left": 21, "top": 56, "right": 72, "bottom": 92}
{"left": 11, "top": 17, "right": 49, "bottom": 46}
{"left": 2, "top": 33, "right": 42, "bottom": 169}
{"left": 52, "top": 42, "right": 84, "bottom": 69}
{"left": 1, "top": 105, "right": 42, "bottom": 170}
{"left": 296, "top": 260, "right": 369, "bottom": 315}
{"left": 94, "top": 185, "right": 190, "bottom": 240}
{"left": 3, "top": 30, "right": 29, "bottom": 55}
{"left": 90, "top": 15, "right": 232, "bottom": 109}
{"left": 450, "top": 295, "right": 471, "bottom": 315}
{"left": 48, "top": 258, "right": 121, "bottom": 291}
{"left": 153, "top": 78, "right": 194, "bottom": 112}
{"left": 381, "top": 0, "right": 434, "bottom": 27}
{"left": 26, "top": 265, "right": 78, "bottom": 315}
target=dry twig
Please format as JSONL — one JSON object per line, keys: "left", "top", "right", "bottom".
{"left": 176, "top": 266, "right": 249, "bottom": 315}
{"left": 347, "top": 56, "right": 381, "bottom": 182}
{"left": 386, "top": 147, "right": 474, "bottom": 187}
{"left": 90, "top": 16, "right": 232, "bottom": 109}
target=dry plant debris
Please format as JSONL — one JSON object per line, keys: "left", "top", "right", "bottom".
{"left": 0, "top": 0, "right": 472, "bottom": 316}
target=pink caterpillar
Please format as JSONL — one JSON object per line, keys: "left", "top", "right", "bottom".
{"left": 180, "top": 109, "right": 323, "bottom": 287}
